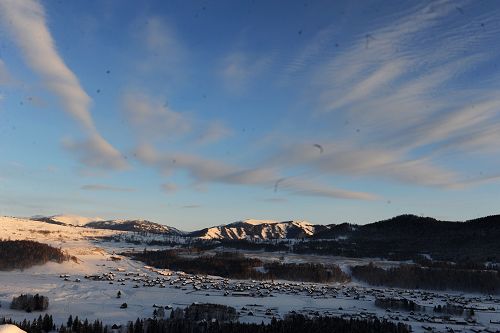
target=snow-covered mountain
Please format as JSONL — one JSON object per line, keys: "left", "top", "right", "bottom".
{"left": 31, "top": 214, "right": 103, "bottom": 226}
{"left": 189, "top": 219, "right": 316, "bottom": 240}
{"left": 85, "top": 219, "right": 184, "bottom": 235}
{"left": 30, "top": 215, "right": 183, "bottom": 235}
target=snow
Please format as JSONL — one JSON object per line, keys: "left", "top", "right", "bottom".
{"left": 201, "top": 227, "right": 222, "bottom": 240}
{"left": 47, "top": 214, "right": 103, "bottom": 226}
{"left": 291, "top": 221, "right": 314, "bottom": 235}
{"left": 1, "top": 215, "right": 500, "bottom": 333}
{"left": 198, "top": 219, "right": 315, "bottom": 240}
{"left": 0, "top": 325, "right": 26, "bottom": 333}
{"left": 240, "top": 219, "right": 278, "bottom": 226}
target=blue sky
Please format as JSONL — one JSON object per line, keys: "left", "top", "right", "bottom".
{"left": 1, "top": 0, "right": 500, "bottom": 230}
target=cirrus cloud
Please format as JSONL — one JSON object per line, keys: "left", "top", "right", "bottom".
{"left": 0, "top": 0, "right": 126, "bottom": 170}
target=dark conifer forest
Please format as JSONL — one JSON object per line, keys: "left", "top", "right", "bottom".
{"left": 1, "top": 312, "right": 411, "bottom": 333}
{"left": 351, "top": 262, "right": 500, "bottom": 294}
{"left": 128, "top": 250, "right": 350, "bottom": 283}
{"left": 0, "top": 240, "right": 72, "bottom": 270}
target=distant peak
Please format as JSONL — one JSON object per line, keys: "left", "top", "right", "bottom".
{"left": 240, "top": 219, "right": 279, "bottom": 225}
{"left": 234, "top": 219, "right": 312, "bottom": 226}
{"left": 40, "top": 214, "right": 103, "bottom": 226}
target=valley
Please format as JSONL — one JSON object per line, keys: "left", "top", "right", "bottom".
{"left": 0, "top": 216, "right": 500, "bottom": 333}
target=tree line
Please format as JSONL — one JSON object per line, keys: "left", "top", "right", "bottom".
{"left": 1, "top": 312, "right": 411, "bottom": 333}
{"left": 127, "top": 250, "right": 349, "bottom": 283}
{"left": 0, "top": 240, "right": 72, "bottom": 270}
{"left": 351, "top": 262, "right": 500, "bottom": 294}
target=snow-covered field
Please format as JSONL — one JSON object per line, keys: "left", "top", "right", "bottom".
{"left": 0, "top": 216, "right": 499, "bottom": 333}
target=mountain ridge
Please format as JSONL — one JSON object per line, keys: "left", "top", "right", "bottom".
{"left": 27, "top": 213, "right": 500, "bottom": 243}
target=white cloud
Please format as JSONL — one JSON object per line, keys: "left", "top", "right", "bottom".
{"left": 265, "top": 142, "right": 457, "bottom": 188}
{"left": 0, "top": 0, "right": 92, "bottom": 130}
{"left": 276, "top": 0, "right": 500, "bottom": 189}
{"left": 134, "top": 16, "right": 186, "bottom": 75}
{"left": 283, "top": 25, "right": 337, "bottom": 78}
{"left": 123, "top": 92, "right": 233, "bottom": 147}
{"left": 196, "top": 121, "right": 232, "bottom": 145}
{"left": 221, "top": 51, "right": 274, "bottom": 93}
{"left": 135, "top": 144, "right": 377, "bottom": 201}
{"left": 123, "top": 92, "right": 191, "bottom": 140}
{"left": 286, "top": 179, "right": 378, "bottom": 201}
{"left": 145, "top": 17, "right": 180, "bottom": 54}
{"left": 0, "top": 0, "right": 126, "bottom": 170}
{"left": 63, "top": 135, "right": 127, "bottom": 170}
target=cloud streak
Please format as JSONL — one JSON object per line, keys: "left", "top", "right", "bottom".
{"left": 275, "top": 0, "right": 500, "bottom": 189}
{"left": 123, "top": 92, "right": 232, "bottom": 145}
{"left": 123, "top": 92, "right": 192, "bottom": 140}
{"left": 135, "top": 144, "right": 377, "bottom": 201}
{"left": 221, "top": 51, "right": 275, "bottom": 93}
{"left": 0, "top": 0, "right": 126, "bottom": 170}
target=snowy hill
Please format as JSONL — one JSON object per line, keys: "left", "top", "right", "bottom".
{"left": 190, "top": 219, "right": 316, "bottom": 240}
{"left": 0, "top": 325, "right": 26, "bottom": 333}
{"left": 85, "top": 219, "right": 184, "bottom": 235}
{"left": 30, "top": 215, "right": 183, "bottom": 235}
{"left": 31, "top": 214, "right": 103, "bottom": 226}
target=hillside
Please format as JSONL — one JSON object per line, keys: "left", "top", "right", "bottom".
{"left": 0, "top": 240, "right": 72, "bottom": 270}
{"left": 306, "top": 214, "right": 500, "bottom": 261}
{"left": 18, "top": 213, "right": 500, "bottom": 261}
{"left": 30, "top": 216, "right": 183, "bottom": 236}
{"left": 189, "top": 219, "right": 316, "bottom": 240}
{"left": 84, "top": 220, "right": 183, "bottom": 236}
{"left": 31, "top": 214, "right": 103, "bottom": 226}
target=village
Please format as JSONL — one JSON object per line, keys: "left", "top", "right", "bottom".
{"left": 45, "top": 258, "right": 500, "bottom": 333}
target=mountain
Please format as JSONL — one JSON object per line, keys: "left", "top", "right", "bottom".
{"left": 31, "top": 214, "right": 103, "bottom": 226}
{"left": 189, "top": 214, "right": 499, "bottom": 261}
{"left": 84, "top": 219, "right": 184, "bottom": 235}
{"left": 189, "top": 219, "right": 316, "bottom": 240}
{"left": 310, "top": 222, "right": 357, "bottom": 240}
{"left": 30, "top": 215, "right": 183, "bottom": 236}
{"left": 308, "top": 214, "right": 500, "bottom": 262}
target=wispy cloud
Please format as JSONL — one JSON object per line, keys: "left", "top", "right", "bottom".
{"left": 195, "top": 121, "right": 232, "bottom": 145}
{"left": 81, "top": 184, "right": 136, "bottom": 192}
{"left": 123, "top": 92, "right": 191, "bottom": 141}
{"left": 135, "top": 144, "right": 377, "bottom": 200}
{"left": 62, "top": 136, "right": 127, "bottom": 171}
{"left": 275, "top": 0, "right": 500, "bottom": 189}
{"left": 266, "top": 143, "right": 457, "bottom": 188}
{"left": 0, "top": 0, "right": 126, "bottom": 170}
{"left": 221, "top": 51, "right": 274, "bottom": 93}
{"left": 134, "top": 16, "right": 186, "bottom": 76}
{"left": 123, "top": 92, "right": 232, "bottom": 146}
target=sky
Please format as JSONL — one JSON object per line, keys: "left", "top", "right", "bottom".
{"left": 1, "top": 0, "right": 500, "bottom": 230}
